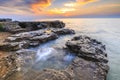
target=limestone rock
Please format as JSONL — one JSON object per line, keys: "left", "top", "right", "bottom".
{"left": 52, "top": 28, "right": 75, "bottom": 35}
{"left": 1, "top": 28, "right": 74, "bottom": 51}
{"left": 66, "top": 35, "right": 108, "bottom": 63}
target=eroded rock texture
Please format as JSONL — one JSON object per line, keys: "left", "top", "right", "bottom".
{"left": 0, "top": 28, "right": 74, "bottom": 51}
{"left": 65, "top": 35, "right": 109, "bottom": 80}
{"left": 6, "top": 35, "right": 108, "bottom": 80}
{"left": 0, "top": 53, "right": 17, "bottom": 80}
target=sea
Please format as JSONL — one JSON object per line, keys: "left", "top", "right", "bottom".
{"left": 38, "top": 18, "right": 120, "bottom": 80}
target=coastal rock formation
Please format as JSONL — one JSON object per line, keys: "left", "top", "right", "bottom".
{"left": 65, "top": 35, "right": 109, "bottom": 80}
{"left": 5, "top": 35, "right": 108, "bottom": 80}
{"left": 0, "top": 20, "right": 109, "bottom": 80}
{"left": 52, "top": 28, "right": 75, "bottom": 35}
{"left": 1, "top": 22, "right": 27, "bottom": 33}
{"left": 0, "top": 28, "right": 74, "bottom": 51}
{"left": 66, "top": 35, "right": 108, "bottom": 63}
{"left": 0, "top": 30, "right": 57, "bottom": 51}
{"left": 18, "top": 20, "right": 65, "bottom": 31}
{"left": 1, "top": 20, "right": 65, "bottom": 33}
{"left": 31, "top": 35, "right": 109, "bottom": 80}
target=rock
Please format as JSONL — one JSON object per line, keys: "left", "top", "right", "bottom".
{"left": 66, "top": 35, "right": 108, "bottom": 63}
{"left": 52, "top": 28, "right": 75, "bottom": 35}
{"left": 16, "top": 49, "right": 36, "bottom": 55}
{"left": 18, "top": 20, "right": 65, "bottom": 31}
{"left": 0, "top": 28, "right": 74, "bottom": 51}
{"left": 37, "top": 23, "right": 47, "bottom": 29}
{"left": 2, "top": 22, "right": 27, "bottom": 33}
{"left": 1, "top": 35, "right": 108, "bottom": 80}
{"left": 66, "top": 57, "right": 109, "bottom": 80}
{"left": 0, "top": 41, "right": 29, "bottom": 51}
{"left": 0, "top": 53, "right": 17, "bottom": 80}
{"left": 28, "top": 69, "right": 73, "bottom": 80}
{"left": 29, "top": 33, "right": 58, "bottom": 43}
{"left": 50, "top": 20, "right": 65, "bottom": 28}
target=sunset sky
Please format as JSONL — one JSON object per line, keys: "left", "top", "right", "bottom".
{"left": 0, "top": 0, "right": 120, "bottom": 20}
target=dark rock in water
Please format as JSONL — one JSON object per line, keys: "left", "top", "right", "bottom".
{"left": 0, "top": 53, "right": 17, "bottom": 80}
{"left": 52, "top": 28, "right": 75, "bottom": 35}
{"left": 66, "top": 35, "right": 108, "bottom": 63}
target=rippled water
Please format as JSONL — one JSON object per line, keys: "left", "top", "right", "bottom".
{"left": 40, "top": 18, "right": 120, "bottom": 80}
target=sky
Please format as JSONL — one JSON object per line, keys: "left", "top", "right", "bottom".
{"left": 0, "top": 0, "right": 120, "bottom": 20}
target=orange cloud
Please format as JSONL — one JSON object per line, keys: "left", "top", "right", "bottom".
{"left": 77, "top": 0, "right": 97, "bottom": 4}
{"left": 64, "top": 0, "right": 98, "bottom": 7}
{"left": 31, "top": 0, "right": 52, "bottom": 14}
{"left": 48, "top": 8, "right": 76, "bottom": 14}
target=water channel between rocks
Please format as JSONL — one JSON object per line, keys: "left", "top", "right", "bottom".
{"left": 6, "top": 36, "right": 76, "bottom": 80}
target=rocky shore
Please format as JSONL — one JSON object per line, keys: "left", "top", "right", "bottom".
{"left": 0, "top": 20, "right": 109, "bottom": 80}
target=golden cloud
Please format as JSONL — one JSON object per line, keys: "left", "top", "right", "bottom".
{"left": 31, "top": 0, "right": 52, "bottom": 14}
{"left": 48, "top": 8, "right": 76, "bottom": 14}
{"left": 77, "top": 0, "right": 97, "bottom": 4}
{"left": 64, "top": 0, "right": 98, "bottom": 7}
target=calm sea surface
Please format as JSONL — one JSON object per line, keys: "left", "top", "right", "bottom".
{"left": 38, "top": 18, "right": 120, "bottom": 80}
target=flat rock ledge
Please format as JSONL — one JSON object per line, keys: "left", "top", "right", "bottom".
{"left": 0, "top": 35, "right": 109, "bottom": 80}
{"left": 0, "top": 28, "right": 75, "bottom": 51}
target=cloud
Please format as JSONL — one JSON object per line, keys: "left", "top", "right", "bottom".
{"left": 0, "top": 0, "right": 54, "bottom": 15}
{"left": 48, "top": 8, "right": 76, "bottom": 14}
{"left": 31, "top": 0, "right": 53, "bottom": 14}
{"left": 0, "top": 0, "right": 119, "bottom": 19}
{"left": 77, "top": 0, "right": 97, "bottom": 3}
{"left": 64, "top": 0, "right": 98, "bottom": 7}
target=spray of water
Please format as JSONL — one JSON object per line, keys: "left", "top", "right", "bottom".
{"left": 36, "top": 47, "right": 55, "bottom": 61}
